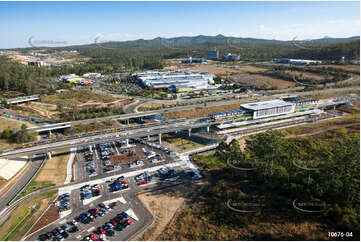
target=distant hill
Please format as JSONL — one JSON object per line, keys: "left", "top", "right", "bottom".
{"left": 70, "top": 34, "right": 359, "bottom": 50}
{"left": 7, "top": 34, "right": 359, "bottom": 62}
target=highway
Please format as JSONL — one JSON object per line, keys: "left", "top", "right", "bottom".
{"left": 2, "top": 93, "right": 358, "bottom": 158}
{"left": 0, "top": 155, "right": 45, "bottom": 206}
{"left": 0, "top": 155, "right": 46, "bottom": 224}
{"left": 146, "top": 87, "right": 360, "bottom": 114}
{"left": 2, "top": 86, "right": 358, "bottom": 133}
{"left": 0, "top": 118, "right": 210, "bottom": 158}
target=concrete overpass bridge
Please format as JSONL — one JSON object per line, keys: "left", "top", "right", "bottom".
{"left": 6, "top": 95, "right": 40, "bottom": 105}
{"left": 27, "top": 111, "right": 161, "bottom": 133}
{"left": 1, "top": 119, "right": 213, "bottom": 159}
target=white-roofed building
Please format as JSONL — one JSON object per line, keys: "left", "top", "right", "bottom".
{"left": 133, "top": 70, "right": 216, "bottom": 92}
{"left": 240, "top": 100, "right": 295, "bottom": 119}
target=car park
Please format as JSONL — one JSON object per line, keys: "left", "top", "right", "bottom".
{"left": 83, "top": 235, "right": 91, "bottom": 241}
{"left": 129, "top": 160, "right": 144, "bottom": 168}
{"left": 99, "top": 234, "right": 106, "bottom": 241}
{"left": 67, "top": 226, "right": 79, "bottom": 233}
{"left": 38, "top": 234, "right": 50, "bottom": 241}
{"left": 97, "top": 227, "right": 105, "bottom": 234}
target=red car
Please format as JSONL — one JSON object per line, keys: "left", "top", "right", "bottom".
{"left": 98, "top": 227, "right": 105, "bottom": 234}
{"left": 121, "top": 181, "right": 127, "bottom": 184}
{"left": 90, "top": 233, "right": 97, "bottom": 241}
{"left": 110, "top": 219, "right": 117, "bottom": 226}
{"left": 93, "top": 207, "right": 99, "bottom": 212}
{"left": 127, "top": 221, "right": 133, "bottom": 225}
{"left": 92, "top": 187, "right": 100, "bottom": 192}
{"left": 138, "top": 180, "right": 147, "bottom": 185}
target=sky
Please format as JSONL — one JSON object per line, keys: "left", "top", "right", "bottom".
{"left": 0, "top": 1, "right": 359, "bottom": 49}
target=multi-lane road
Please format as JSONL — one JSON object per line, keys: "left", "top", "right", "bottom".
{"left": 0, "top": 118, "right": 210, "bottom": 158}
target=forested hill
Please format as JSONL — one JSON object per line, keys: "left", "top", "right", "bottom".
{"left": 56, "top": 35, "right": 360, "bottom": 61}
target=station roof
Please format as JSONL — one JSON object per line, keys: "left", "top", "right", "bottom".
{"left": 241, "top": 100, "right": 293, "bottom": 111}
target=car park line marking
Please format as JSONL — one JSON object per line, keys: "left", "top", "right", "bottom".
{"left": 83, "top": 195, "right": 103, "bottom": 205}
{"left": 103, "top": 197, "right": 127, "bottom": 205}
{"left": 125, "top": 208, "right": 138, "bottom": 221}
{"left": 87, "top": 227, "right": 95, "bottom": 232}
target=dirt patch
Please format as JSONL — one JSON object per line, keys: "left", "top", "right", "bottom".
{"left": 0, "top": 117, "right": 34, "bottom": 131}
{"left": 138, "top": 186, "right": 190, "bottom": 240}
{"left": 238, "top": 138, "right": 247, "bottom": 151}
{"left": 164, "top": 63, "right": 268, "bottom": 76}
{"left": 163, "top": 103, "right": 241, "bottom": 119}
{"left": 109, "top": 154, "right": 140, "bottom": 164}
{"left": 27, "top": 205, "right": 59, "bottom": 235}
{"left": 309, "top": 64, "right": 360, "bottom": 72}
{"left": 285, "top": 70, "right": 325, "bottom": 80}
{"left": 300, "top": 90, "right": 359, "bottom": 100}
{"left": 251, "top": 74, "right": 296, "bottom": 88}
{"left": 35, "top": 150, "right": 70, "bottom": 185}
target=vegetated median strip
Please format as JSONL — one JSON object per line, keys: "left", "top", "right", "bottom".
{"left": 21, "top": 195, "right": 58, "bottom": 241}
{"left": 2, "top": 209, "right": 31, "bottom": 241}
{"left": 0, "top": 190, "right": 57, "bottom": 241}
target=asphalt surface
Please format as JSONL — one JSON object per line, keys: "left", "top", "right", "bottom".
{"left": 25, "top": 143, "right": 193, "bottom": 241}
{"left": 0, "top": 119, "right": 211, "bottom": 158}
{"left": 0, "top": 155, "right": 45, "bottom": 224}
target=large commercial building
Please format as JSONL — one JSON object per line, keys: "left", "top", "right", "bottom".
{"left": 181, "top": 57, "right": 206, "bottom": 64}
{"left": 207, "top": 50, "right": 219, "bottom": 60}
{"left": 59, "top": 74, "right": 93, "bottom": 85}
{"left": 240, "top": 100, "right": 295, "bottom": 119}
{"left": 133, "top": 70, "right": 216, "bottom": 92}
{"left": 273, "top": 59, "right": 323, "bottom": 65}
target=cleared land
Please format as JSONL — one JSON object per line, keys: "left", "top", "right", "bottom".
{"left": 309, "top": 64, "right": 360, "bottom": 72}
{"left": 300, "top": 90, "right": 359, "bottom": 100}
{"left": 162, "top": 134, "right": 203, "bottom": 152}
{"left": 110, "top": 154, "right": 139, "bottom": 164}
{"left": 247, "top": 74, "right": 296, "bottom": 88}
{"left": 164, "top": 63, "right": 295, "bottom": 89}
{"left": 41, "top": 90, "right": 119, "bottom": 106}
{"left": 284, "top": 70, "right": 326, "bottom": 80}
{"left": 281, "top": 101, "right": 359, "bottom": 137}
{"left": 163, "top": 103, "right": 241, "bottom": 119}
{"left": 138, "top": 182, "right": 203, "bottom": 240}
{"left": 11, "top": 91, "right": 133, "bottom": 121}
{"left": 0, "top": 190, "right": 57, "bottom": 241}
{"left": 35, "top": 149, "right": 70, "bottom": 186}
